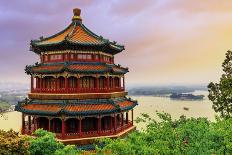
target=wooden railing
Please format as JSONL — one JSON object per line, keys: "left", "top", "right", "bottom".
{"left": 31, "top": 87, "right": 124, "bottom": 94}
{"left": 23, "top": 121, "right": 133, "bottom": 140}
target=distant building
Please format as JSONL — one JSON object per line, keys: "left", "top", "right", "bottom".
{"left": 15, "top": 8, "right": 137, "bottom": 145}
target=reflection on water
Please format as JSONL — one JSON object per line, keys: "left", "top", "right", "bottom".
{"left": 0, "top": 91, "right": 215, "bottom": 131}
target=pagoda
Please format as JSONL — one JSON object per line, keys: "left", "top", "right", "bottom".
{"left": 15, "top": 8, "right": 137, "bottom": 145}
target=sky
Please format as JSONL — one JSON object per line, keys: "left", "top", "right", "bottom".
{"left": 0, "top": 0, "right": 231, "bottom": 86}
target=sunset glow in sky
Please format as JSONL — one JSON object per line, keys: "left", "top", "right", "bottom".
{"left": 0, "top": 0, "right": 230, "bottom": 86}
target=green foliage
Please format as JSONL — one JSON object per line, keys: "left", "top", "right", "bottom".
{"left": 29, "top": 129, "right": 81, "bottom": 155}
{"left": 97, "top": 112, "right": 232, "bottom": 155}
{"left": 208, "top": 50, "right": 232, "bottom": 118}
{"left": 0, "top": 129, "right": 30, "bottom": 155}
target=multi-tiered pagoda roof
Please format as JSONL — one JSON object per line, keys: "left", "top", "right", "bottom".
{"left": 31, "top": 9, "right": 124, "bottom": 55}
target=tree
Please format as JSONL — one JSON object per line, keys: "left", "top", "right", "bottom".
{"left": 0, "top": 129, "right": 30, "bottom": 155}
{"left": 29, "top": 129, "right": 80, "bottom": 155}
{"left": 96, "top": 112, "right": 232, "bottom": 155}
{"left": 208, "top": 50, "right": 232, "bottom": 118}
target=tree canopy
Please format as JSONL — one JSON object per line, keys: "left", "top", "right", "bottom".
{"left": 29, "top": 129, "right": 80, "bottom": 155}
{"left": 0, "top": 129, "right": 30, "bottom": 155}
{"left": 208, "top": 50, "right": 232, "bottom": 118}
{"left": 96, "top": 112, "right": 232, "bottom": 155}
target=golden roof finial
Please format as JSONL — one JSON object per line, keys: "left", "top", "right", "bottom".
{"left": 72, "top": 8, "right": 82, "bottom": 22}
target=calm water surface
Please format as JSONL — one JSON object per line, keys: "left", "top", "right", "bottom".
{"left": 0, "top": 91, "right": 216, "bottom": 131}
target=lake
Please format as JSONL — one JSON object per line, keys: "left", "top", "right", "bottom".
{"left": 0, "top": 91, "right": 216, "bottom": 131}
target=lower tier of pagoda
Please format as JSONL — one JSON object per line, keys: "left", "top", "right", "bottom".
{"left": 21, "top": 110, "right": 134, "bottom": 142}
{"left": 15, "top": 97, "right": 137, "bottom": 144}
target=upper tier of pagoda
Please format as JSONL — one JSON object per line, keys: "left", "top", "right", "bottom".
{"left": 31, "top": 8, "right": 124, "bottom": 55}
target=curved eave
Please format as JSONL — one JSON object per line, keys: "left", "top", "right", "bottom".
{"left": 26, "top": 68, "right": 128, "bottom": 75}
{"left": 31, "top": 41, "right": 124, "bottom": 55}
{"left": 25, "top": 62, "right": 129, "bottom": 75}
{"left": 30, "top": 21, "right": 125, "bottom": 55}
{"left": 15, "top": 98, "right": 138, "bottom": 116}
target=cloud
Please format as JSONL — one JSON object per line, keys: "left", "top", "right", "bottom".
{"left": 0, "top": 0, "right": 230, "bottom": 85}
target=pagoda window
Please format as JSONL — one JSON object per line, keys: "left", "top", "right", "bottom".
{"left": 77, "top": 54, "right": 92, "bottom": 61}
{"left": 51, "top": 118, "right": 62, "bottom": 133}
{"left": 95, "top": 55, "right": 99, "bottom": 60}
{"left": 77, "top": 54, "right": 83, "bottom": 59}
{"left": 99, "top": 77, "right": 106, "bottom": 89}
{"left": 66, "top": 118, "right": 77, "bottom": 133}
{"left": 102, "top": 56, "right": 110, "bottom": 62}
{"left": 115, "top": 77, "right": 120, "bottom": 88}
{"left": 86, "top": 54, "right": 92, "bottom": 60}
{"left": 83, "top": 54, "right": 87, "bottom": 59}
{"left": 82, "top": 117, "right": 98, "bottom": 132}
{"left": 65, "top": 54, "right": 68, "bottom": 60}
{"left": 44, "top": 77, "right": 56, "bottom": 89}
{"left": 58, "top": 77, "right": 65, "bottom": 88}
{"left": 50, "top": 54, "right": 62, "bottom": 61}
{"left": 37, "top": 78, "right": 41, "bottom": 88}
{"left": 69, "top": 77, "right": 77, "bottom": 88}
{"left": 70, "top": 54, "right": 75, "bottom": 60}
{"left": 80, "top": 76, "right": 95, "bottom": 89}
{"left": 109, "top": 77, "right": 113, "bottom": 88}
{"left": 44, "top": 55, "right": 48, "bottom": 62}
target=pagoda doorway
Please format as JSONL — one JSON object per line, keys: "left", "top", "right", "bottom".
{"left": 66, "top": 118, "right": 78, "bottom": 133}
{"left": 37, "top": 117, "right": 49, "bottom": 131}
{"left": 51, "top": 118, "right": 62, "bottom": 133}
{"left": 101, "top": 116, "right": 111, "bottom": 130}
{"left": 82, "top": 117, "right": 98, "bottom": 132}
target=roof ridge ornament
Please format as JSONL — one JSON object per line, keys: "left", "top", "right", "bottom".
{"left": 72, "top": 8, "right": 82, "bottom": 22}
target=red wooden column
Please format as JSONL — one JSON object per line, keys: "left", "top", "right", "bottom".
{"left": 53, "top": 119, "right": 55, "bottom": 132}
{"left": 61, "top": 118, "right": 65, "bottom": 139}
{"left": 114, "top": 113, "right": 117, "bottom": 133}
{"left": 119, "top": 77, "right": 121, "bottom": 89}
{"left": 48, "top": 118, "right": 51, "bottom": 132}
{"left": 131, "top": 109, "right": 134, "bottom": 125}
{"left": 107, "top": 76, "right": 110, "bottom": 91}
{"left": 98, "top": 116, "right": 101, "bottom": 134}
{"left": 121, "top": 113, "right": 124, "bottom": 127}
{"left": 28, "top": 115, "right": 31, "bottom": 133}
{"left": 22, "top": 113, "right": 25, "bottom": 134}
{"left": 79, "top": 118, "right": 82, "bottom": 137}
{"left": 31, "top": 76, "right": 34, "bottom": 92}
{"left": 40, "top": 77, "right": 42, "bottom": 93}
{"left": 35, "top": 78, "right": 38, "bottom": 89}
{"left": 76, "top": 76, "right": 80, "bottom": 92}
{"left": 65, "top": 76, "right": 68, "bottom": 93}
{"left": 95, "top": 76, "right": 99, "bottom": 92}
{"left": 110, "top": 115, "right": 113, "bottom": 132}
{"left": 112, "top": 77, "right": 115, "bottom": 90}
{"left": 33, "top": 116, "right": 37, "bottom": 132}
{"left": 37, "top": 117, "right": 40, "bottom": 130}
{"left": 123, "top": 75, "right": 125, "bottom": 90}
{"left": 126, "top": 112, "right": 129, "bottom": 124}
{"left": 55, "top": 77, "right": 58, "bottom": 93}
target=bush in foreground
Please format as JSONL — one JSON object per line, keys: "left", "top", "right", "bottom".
{"left": 97, "top": 113, "right": 232, "bottom": 155}
{"left": 29, "top": 129, "right": 80, "bottom": 155}
{"left": 0, "top": 129, "right": 30, "bottom": 155}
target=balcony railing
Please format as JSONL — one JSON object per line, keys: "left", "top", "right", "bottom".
{"left": 22, "top": 121, "right": 133, "bottom": 140}
{"left": 31, "top": 87, "right": 124, "bottom": 94}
